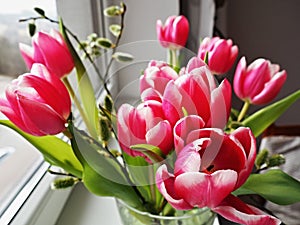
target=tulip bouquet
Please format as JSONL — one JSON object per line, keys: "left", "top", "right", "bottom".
{"left": 1, "top": 3, "right": 300, "bottom": 225}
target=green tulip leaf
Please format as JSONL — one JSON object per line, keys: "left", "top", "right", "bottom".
{"left": 122, "top": 152, "right": 152, "bottom": 202}
{"left": 234, "top": 169, "right": 300, "bottom": 205}
{"left": 0, "top": 120, "right": 83, "bottom": 178}
{"left": 130, "top": 144, "right": 165, "bottom": 163}
{"left": 59, "top": 18, "right": 99, "bottom": 139}
{"left": 68, "top": 123, "right": 144, "bottom": 209}
{"left": 242, "top": 89, "right": 300, "bottom": 137}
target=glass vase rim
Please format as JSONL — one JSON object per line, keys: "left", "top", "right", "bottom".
{"left": 116, "top": 198, "right": 213, "bottom": 221}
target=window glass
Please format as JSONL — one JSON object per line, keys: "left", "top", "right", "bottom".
{"left": 0, "top": 0, "right": 57, "bottom": 218}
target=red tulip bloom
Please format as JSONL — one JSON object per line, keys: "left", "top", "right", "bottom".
{"left": 233, "top": 57, "right": 287, "bottom": 105}
{"left": 162, "top": 59, "right": 231, "bottom": 129}
{"left": 157, "top": 15, "right": 189, "bottom": 50}
{"left": 140, "top": 60, "right": 178, "bottom": 102}
{"left": 0, "top": 64, "right": 71, "bottom": 136}
{"left": 19, "top": 29, "right": 74, "bottom": 78}
{"left": 156, "top": 127, "right": 281, "bottom": 225}
{"left": 117, "top": 100, "right": 173, "bottom": 160}
{"left": 198, "top": 37, "right": 238, "bottom": 75}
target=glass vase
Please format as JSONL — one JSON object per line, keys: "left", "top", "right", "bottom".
{"left": 116, "top": 199, "right": 216, "bottom": 225}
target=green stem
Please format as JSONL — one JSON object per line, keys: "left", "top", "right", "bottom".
{"left": 237, "top": 100, "right": 250, "bottom": 122}
{"left": 62, "top": 77, "right": 95, "bottom": 138}
{"left": 168, "top": 49, "right": 178, "bottom": 68}
{"left": 148, "top": 166, "right": 156, "bottom": 207}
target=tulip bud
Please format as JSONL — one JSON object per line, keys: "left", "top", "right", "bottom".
{"left": 198, "top": 37, "right": 238, "bottom": 75}
{"left": 156, "top": 15, "right": 189, "bottom": 50}
{"left": 19, "top": 29, "right": 74, "bottom": 78}
{"left": 233, "top": 57, "right": 287, "bottom": 105}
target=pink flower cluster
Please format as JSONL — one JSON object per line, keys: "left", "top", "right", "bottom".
{"left": 118, "top": 57, "right": 232, "bottom": 158}
{"left": 117, "top": 15, "right": 285, "bottom": 225}
{"left": 0, "top": 13, "right": 287, "bottom": 225}
{"left": 0, "top": 29, "right": 74, "bottom": 135}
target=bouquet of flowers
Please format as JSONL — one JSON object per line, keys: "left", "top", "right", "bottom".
{"left": 1, "top": 3, "right": 300, "bottom": 225}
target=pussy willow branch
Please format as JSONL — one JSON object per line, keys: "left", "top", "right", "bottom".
{"left": 47, "top": 169, "right": 80, "bottom": 179}
{"left": 19, "top": 14, "right": 111, "bottom": 96}
{"left": 103, "top": 2, "right": 126, "bottom": 82}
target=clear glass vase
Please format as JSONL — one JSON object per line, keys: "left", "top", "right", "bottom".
{"left": 116, "top": 199, "right": 216, "bottom": 225}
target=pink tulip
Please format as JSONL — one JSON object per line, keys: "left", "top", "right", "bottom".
{"left": 198, "top": 37, "right": 238, "bottom": 75}
{"left": 161, "top": 60, "right": 231, "bottom": 128}
{"left": 156, "top": 127, "right": 281, "bottom": 225}
{"left": 157, "top": 15, "right": 189, "bottom": 50}
{"left": 140, "top": 60, "right": 178, "bottom": 102}
{"left": 117, "top": 100, "right": 173, "bottom": 160}
{"left": 0, "top": 63, "right": 71, "bottom": 136}
{"left": 173, "top": 115, "right": 205, "bottom": 154}
{"left": 233, "top": 57, "right": 287, "bottom": 105}
{"left": 19, "top": 29, "right": 74, "bottom": 78}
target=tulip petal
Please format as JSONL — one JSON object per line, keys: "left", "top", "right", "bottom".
{"left": 162, "top": 81, "right": 183, "bottom": 126}
{"left": 251, "top": 70, "right": 287, "bottom": 105}
{"left": 32, "top": 38, "right": 46, "bottom": 64}
{"left": 209, "top": 79, "right": 231, "bottom": 128}
{"left": 0, "top": 99, "right": 32, "bottom": 134}
{"left": 183, "top": 128, "right": 246, "bottom": 176}
{"left": 30, "top": 63, "right": 71, "bottom": 104}
{"left": 213, "top": 195, "right": 281, "bottom": 225}
{"left": 49, "top": 29, "right": 68, "bottom": 49}
{"left": 18, "top": 96, "right": 66, "bottom": 135}
{"left": 36, "top": 32, "right": 74, "bottom": 77}
{"left": 209, "top": 40, "right": 231, "bottom": 74}
{"left": 117, "top": 104, "right": 145, "bottom": 157}
{"left": 175, "top": 170, "right": 237, "bottom": 208}
{"left": 243, "top": 59, "right": 269, "bottom": 98}
{"left": 172, "top": 15, "right": 189, "bottom": 47}
{"left": 174, "top": 144, "right": 201, "bottom": 175}
{"left": 174, "top": 115, "right": 205, "bottom": 153}
{"left": 19, "top": 43, "right": 35, "bottom": 70}
{"left": 19, "top": 75, "right": 70, "bottom": 119}
{"left": 145, "top": 120, "right": 173, "bottom": 155}
{"left": 185, "top": 57, "right": 206, "bottom": 73}
{"left": 156, "top": 165, "right": 193, "bottom": 210}
{"left": 231, "top": 127, "right": 256, "bottom": 188}
{"left": 177, "top": 74, "right": 210, "bottom": 123}
{"left": 141, "top": 88, "right": 162, "bottom": 102}
{"left": 233, "top": 57, "right": 248, "bottom": 99}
